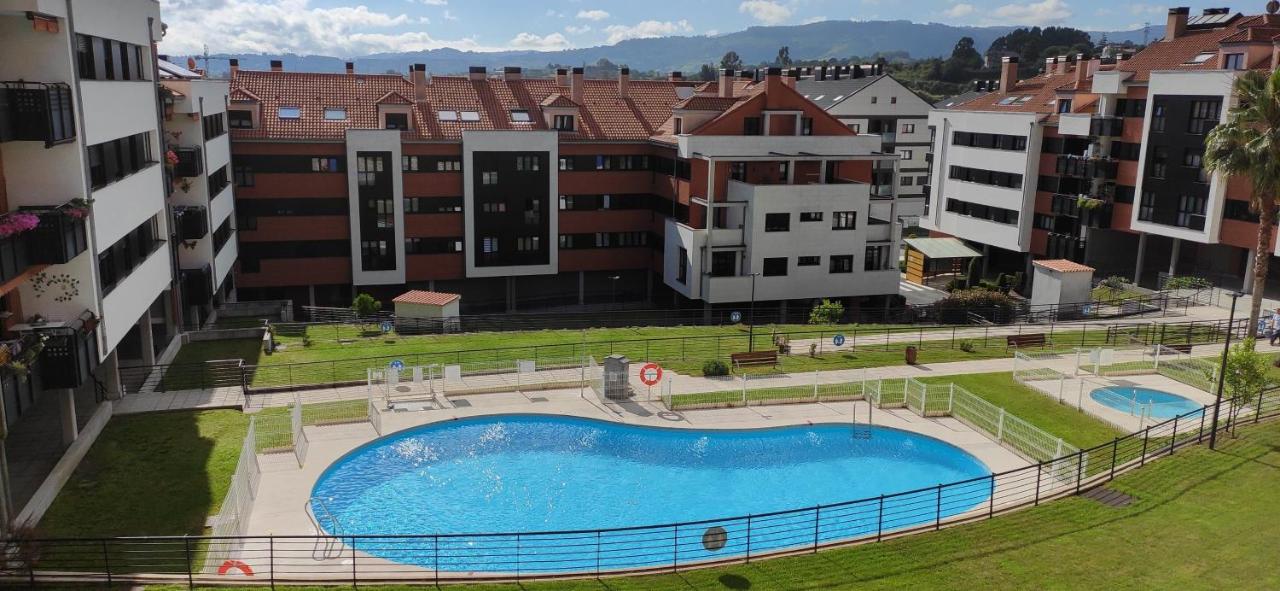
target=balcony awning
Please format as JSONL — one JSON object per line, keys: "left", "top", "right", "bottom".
{"left": 904, "top": 237, "right": 982, "bottom": 260}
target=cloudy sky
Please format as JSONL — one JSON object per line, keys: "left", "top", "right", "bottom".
{"left": 157, "top": 0, "right": 1218, "bottom": 56}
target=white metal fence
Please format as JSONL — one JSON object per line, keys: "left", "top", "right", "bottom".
{"left": 368, "top": 357, "right": 592, "bottom": 403}
{"left": 291, "top": 394, "right": 308, "bottom": 467}
{"left": 203, "top": 417, "right": 260, "bottom": 572}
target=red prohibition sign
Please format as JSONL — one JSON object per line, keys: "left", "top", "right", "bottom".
{"left": 639, "top": 363, "right": 663, "bottom": 386}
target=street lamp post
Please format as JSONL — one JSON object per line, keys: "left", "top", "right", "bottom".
{"left": 1210, "top": 291, "right": 1242, "bottom": 450}
{"left": 608, "top": 275, "right": 620, "bottom": 310}
{"left": 747, "top": 272, "right": 759, "bottom": 352}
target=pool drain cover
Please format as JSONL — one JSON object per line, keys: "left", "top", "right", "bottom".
{"left": 451, "top": 399, "right": 472, "bottom": 408}
{"left": 1082, "top": 487, "right": 1133, "bottom": 507}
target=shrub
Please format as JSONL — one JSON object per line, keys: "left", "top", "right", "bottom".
{"left": 351, "top": 293, "right": 382, "bottom": 317}
{"left": 945, "top": 278, "right": 965, "bottom": 292}
{"left": 1099, "top": 275, "right": 1130, "bottom": 291}
{"left": 934, "top": 289, "right": 1018, "bottom": 323}
{"left": 958, "top": 340, "right": 975, "bottom": 352}
{"left": 1164, "top": 275, "right": 1212, "bottom": 290}
{"left": 808, "top": 299, "right": 845, "bottom": 325}
{"left": 702, "top": 360, "right": 729, "bottom": 376}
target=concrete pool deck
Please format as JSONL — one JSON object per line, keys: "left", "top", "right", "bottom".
{"left": 244, "top": 388, "right": 1031, "bottom": 542}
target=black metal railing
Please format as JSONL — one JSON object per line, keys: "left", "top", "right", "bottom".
{"left": 173, "top": 146, "right": 202, "bottom": 178}
{"left": 1056, "top": 155, "right": 1118, "bottom": 180}
{"left": 24, "top": 208, "right": 88, "bottom": 265}
{"left": 175, "top": 206, "right": 209, "bottom": 241}
{"left": 6, "top": 388, "right": 1277, "bottom": 587}
{"left": 0, "top": 81, "right": 75, "bottom": 146}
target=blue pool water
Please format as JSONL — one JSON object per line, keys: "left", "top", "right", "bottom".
{"left": 310, "top": 415, "right": 991, "bottom": 572}
{"left": 1090, "top": 387, "right": 1204, "bottom": 419}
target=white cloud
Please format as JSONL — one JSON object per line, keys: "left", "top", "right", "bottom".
{"left": 603, "top": 20, "right": 693, "bottom": 44}
{"left": 943, "top": 3, "right": 975, "bottom": 18}
{"left": 508, "top": 32, "right": 571, "bottom": 50}
{"left": 418, "top": 0, "right": 446, "bottom": 5}
{"left": 986, "top": 0, "right": 1071, "bottom": 26}
{"left": 802, "top": 16, "right": 827, "bottom": 25}
{"left": 1129, "top": 4, "right": 1165, "bottom": 15}
{"left": 738, "top": 0, "right": 792, "bottom": 25}
{"left": 565, "top": 25, "right": 592, "bottom": 34}
{"left": 576, "top": 9, "right": 610, "bottom": 21}
{"left": 442, "top": 9, "right": 458, "bottom": 21}
{"left": 157, "top": 0, "right": 498, "bottom": 54}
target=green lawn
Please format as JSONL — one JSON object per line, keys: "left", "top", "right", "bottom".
{"left": 134, "top": 421, "right": 1280, "bottom": 591}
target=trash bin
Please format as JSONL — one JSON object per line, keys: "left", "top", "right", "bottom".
{"left": 905, "top": 346, "right": 918, "bottom": 365}
{"left": 603, "top": 354, "right": 630, "bottom": 400}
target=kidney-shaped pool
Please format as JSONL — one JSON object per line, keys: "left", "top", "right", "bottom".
{"left": 310, "top": 414, "right": 991, "bottom": 572}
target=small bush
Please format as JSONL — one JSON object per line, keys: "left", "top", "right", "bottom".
{"left": 808, "top": 299, "right": 845, "bottom": 325}
{"left": 1164, "top": 275, "right": 1212, "bottom": 290}
{"left": 945, "top": 278, "right": 966, "bottom": 292}
{"left": 958, "top": 340, "right": 975, "bottom": 352}
{"left": 302, "top": 335, "right": 313, "bottom": 348}
{"left": 702, "top": 360, "right": 729, "bottom": 376}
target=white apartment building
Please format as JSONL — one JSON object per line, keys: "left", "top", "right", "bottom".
{"left": 0, "top": 0, "right": 179, "bottom": 528}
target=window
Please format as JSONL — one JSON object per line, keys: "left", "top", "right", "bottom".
{"left": 677, "top": 247, "right": 689, "bottom": 284}
{"left": 899, "top": 149, "right": 913, "bottom": 161}
{"left": 674, "top": 118, "right": 683, "bottom": 134}
{"left": 1177, "top": 194, "right": 1207, "bottom": 230}
{"left": 797, "top": 255, "right": 820, "bottom": 266}
{"left": 831, "top": 211, "right": 857, "bottom": 230}
{"left": 202, "top": 112, "right": 226, "bottom": 140}
{"left": 800, "top": 117, "right": 813, "bottom": 136}
{"left": 76, "top": 34, "right": 147, "bottom": 81}
{"left": 516, "top": 236, "right": 541, "bottom": 251}
{"left": 890, "top": 97, "right": 897, "bottom": 104}
{"left": 558, "top": 157, "right": 574, "bottom": 171}
{"left": 481, "top": 237, "right": 500, "bottom": 254}
{"left": 743, "top": 117, "right": 762, "bottom": 136}
{"left": 356, "top": 155, "right": 384, "bottom": 187}
{"left": 384, "top": 113, "right": 409, "bottom": 130}
{"left": 1188, "top": 100, "right": 1220, "bottom": 135}
{"left": 436, "top": 159, "right": 461, "bottom": 171}
{"left": 1182, "top": 148, "right": 1203, "bottom": 169}
{"left": 460, "top": 111, "right": 480, "bottom": 121}
{"left": 553, "top": 115, "right": 575, "bottom": 131}
{"left": 323, "top": 108, "right": 347, "bottom": 120}
{"left": 951, "top": 131, "right": 1027, "bottom": 151}
{"left": 402, "top": 156, "right": 419, "bottom": 171}
{"left": 901, "top": 123, "right": 915, "bottom": 134}
{"left": 762, "top": 257, "right": 788, "bottom": 277}
{"left": 849, "top": 123, "right": 861, "bottom": 133}
{"left": 524, "top": 198, "right": 541, "bottom": 224}
{"left": 481, "top": 202, "right": 506, "bottom": 213}
{"left": 228, "top": 110, "right": 253, "bottom": 129}
{"left": 368, "top": 198, "right": 394, "bottom": 228}
{"left": 730, "top": 162, "right": 746, "bottom": 181}
{"left": 799, "top": 212, "right": 823, "bottom": 222}
{"left": 901, "top": 176, "right": 914, "bottom": 186}
{"left": 1152, "top": 103, "right": 1167, "bottom": 133}
{"left": 510, "top": 109, "right": 531, "bottom": 122}
{"left": 233, "top": 164, "right": 254, "bottom": 187}
{"left": 1116, "top": 99, "right": 1148, "bottom": 118}
{"left": 829, "top": 255, "right": 854, "bottom": 273}
{"left": 516, "top": 155, "right": 540, "bottom": 171}
{"left": 870, "top": 96, "right": 878, "bottom": 104}
{"left": 405, "top": 237, "right": 463, "bottom": 254}
{"left": 207, "top": 165, "right": 229, "bottom": 197}
{"left": 278, "top": 106, "right": 301, "bottom": 119}
{"left": 944, "top": 198, "right": 1019, "bottom": 225}
{"left": 1150, "top": 146, "right": 1168, "bottom": 179}
{"left": 1224, "top": 53, "right": 1245, "bottom": 70}
{"left": 1057, "top": 99, "right": 1073, "bottom": 114}
{"left": 311, "top": 157, "right": 340, "bottom": 172}
{"left": 87, "top": 131, "right": 152, "bottom": 190}
{"left": 948, "top": 165, "right": 1022, "bottom": 189}
{"left": 865, "top": 245, "right": 891, "bottom": 271}
{"left": 481, "top": 171, "right": 498, "bottom": 185}
{"left": 918, "top": 175, "right": 929, "bottom": 185}
{"left": 764, "top": 213, "right": 790, "bottom": 232}
{"left": 438, "top": 110, "right": 458, "bottom": 121}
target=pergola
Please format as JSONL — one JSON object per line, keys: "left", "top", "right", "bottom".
{"left": 903, "top": 237, "right": 983, "bottom": 287}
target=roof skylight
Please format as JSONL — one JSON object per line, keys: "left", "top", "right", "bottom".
{"left": 278, "top": 106, "right": 301, "bottom": 119}
{"left": 510, "top": 109, "right": 531, "bottom": 122}
{"left": 323, "top": 108, "right": 347, "bottom": 120}
{"left": 1186, "top": 51, "right": 1216, "bottom": 64}
{"left": 460, "top": 111, "right": 480, "bottom": 122}
{"left": 438, "top": 110, "right": 458, "bottom": 121}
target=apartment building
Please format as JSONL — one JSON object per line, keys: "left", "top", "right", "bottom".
{"left": 158, "top": 58, "right": 238, "bottom": 326}
{"left": 0, "top": 0, "right": 178, "bottom": 527}
{"left": 228, "top": 65, "right": 901, "bottom": 314}
{"left": 795, "top": 65, "right": 933, "bottom": 227}
{"left": 923, "top": 6, "right": 1278, "bottom": 293}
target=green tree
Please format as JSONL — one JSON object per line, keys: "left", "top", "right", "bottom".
{"left": 775, "top": 46, "right": 792, "bottom": 66}
{"left": 808, "top": 299, "right": 845, "bottom": 324}
{"left": 351, "top": 293, "right": 382, "bottom": 330}
{"left": 1220, "top": 338, "right": 1269, "bottom": 435}
{"left": 1204, "top": 69, "right": 1280, "bottom": 334}
{"left": 697, "top": 63, "right": 716, "bottom": 81}
{"left": 719, "top": 51, "right": 743, "bottom": 72}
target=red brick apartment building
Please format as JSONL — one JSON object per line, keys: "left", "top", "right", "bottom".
{"left": 227, "top": 64, "right": 902, "bottom": 313}
{"left": 926, "top": 6, "right": 1280, "bottom": 294}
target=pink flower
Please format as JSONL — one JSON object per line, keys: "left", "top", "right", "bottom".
{"left": 165, "top": 150, "right": 180, "bottom": 166}
{"left": 0, "top": 213, "right": 41, "bottom": 238}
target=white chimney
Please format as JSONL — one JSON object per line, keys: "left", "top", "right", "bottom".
{"left": 718, "top": 68, "right": 734, "bottom": 98}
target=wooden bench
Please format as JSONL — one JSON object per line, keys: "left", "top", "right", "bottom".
{"left": 1006, "top": 333, "right": 1050, "bottom": 351}
{"left": 730, "top": 351, "right": 778, "bottom": 369}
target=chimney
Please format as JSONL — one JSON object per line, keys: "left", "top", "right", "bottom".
{"left": 832, "top": 66, "right": 842, "bottom": 81}
{"left": 229, "top": 58, "right": 239, "bottom": 76}
{"left": 785, "top": 67, "right": 799, "bottom": 88}
{"left": 765, "top": 66, "right": 783, "bottom": 94}
{"left": 468, "top": 66, "right": 486, "bottom": 81}
{"left": 556, "top": 68, "right": 569, "bottom": 86}
{"left": 345, "top": 61, "right": 355, "bottom": 75}
{"left": 668, "top": 70, "right": 684, "bottom": 81}
{"left": 618, "top": 67, "right": 630, "bottom": 98}
{"left": 1058, "top": 55, "right": 1070, "bottom": 76}
{"left": 571, "top": 66, "right": 584, "bottom": 103}
{"left": 411, "top": 63, "right": 427, "bottom": 101}
{"left": 718, "top": 68, "right": 734, "bottom": 98}
{"left": 1045, "top": 56, "right": 1056, "bottom": 75}
{"left": 1166, "top": 7, "right": 1189, "bottom": 40}
{"left": 503, "top": 66, "right": 522, "bottom": 81}
{"left": 1075, "top": 53, "right": 1089, "bottom": 87}
{"left": 270, "top": 59, "right": 282, "bottom": 72}
{"left": 817, "top": 65, "right": 827, "bottom": 81}
{"left": 999, "top": 56, "right": 1019, "bottom": 94}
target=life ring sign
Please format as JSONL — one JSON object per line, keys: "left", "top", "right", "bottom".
{"left": 639, "top": 363, "right": 663, "bottom": 386}
{"left": 219, "top": 559, "right": 254, "bottom": 576}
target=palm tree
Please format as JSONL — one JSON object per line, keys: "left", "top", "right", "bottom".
{"left": 1203, "top": 69, "right": 1280, "bottom": 340}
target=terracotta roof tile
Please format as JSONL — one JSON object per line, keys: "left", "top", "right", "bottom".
{"left": 1033, "top": 259, "right": 1095, "bottom": 273}
{"left": 952, "top": 70, "right": 1078, "bottom": 114}
{"left": 673, "top": 96, "right": 741, "bottom": 111}
{"left": 392, "top": 290, "right": 460, "bottom": 306}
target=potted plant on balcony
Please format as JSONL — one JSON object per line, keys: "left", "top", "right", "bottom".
{"left": 1076, "top": 195, "right": 1104, "bottom": 211}
{"left": 0, "top": 334, "right": 46, "bottom": 378}
{"left": 0, "top": 212, "right": 40, "bottom": 238}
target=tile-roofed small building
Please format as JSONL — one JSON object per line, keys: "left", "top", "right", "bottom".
{"left": 392, "top": 290, "right": 461, "bottom": 306}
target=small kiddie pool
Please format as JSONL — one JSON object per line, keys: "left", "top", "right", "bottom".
{"left": 1089, "top": 386, "right": 1204, "bottom": 420}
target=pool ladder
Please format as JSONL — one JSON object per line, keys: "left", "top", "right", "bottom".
{"left": 306, "top": 496, "right": 347, "bottom": 560}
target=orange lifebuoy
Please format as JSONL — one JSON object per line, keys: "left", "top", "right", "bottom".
{"left": 218, "top": 559, "right": 254, "bottom": 576}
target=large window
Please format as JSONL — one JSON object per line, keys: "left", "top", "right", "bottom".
{"left": 357, "top": 155, "right": 383, "bottom": 186}
{"left": 829, "top": 255, "right": 854, "bottom": 273}
{"left": 405, "top": 237, "right": 463, "bottom": 254}
{"left": 865, "top": 245, "right": 891, "bottom": 271}
{"left": 797, "top": 255, "right": 821, "bottom": 266}
{"left": 405, "top": 196, "right": 463, "bottom": 213}
{"left": 76, "top": 34, "right": 146, "bottom": 81}
{"left": 553, "top": 115, "right": 574, "bottom": 131}
{"left": 233, "top": 164, "right": 254, "bottom": 187}
{"left": 1188, "top": 100, "right": 1220, "bottom": 135}
{"left": 207, "top": 165, "right": 229, "bottom": 197}
{"left": 764, "top": 213, "right": 790, "bottom": 232}
{"left": 384, "top": 113, "right": 409, "bottom": 130}
{"left": 944, "top": 198, "right": 1019, "bottom": 225}
{"left": 202, "top": 112, "right": 226, "bottom": 140}
{"left": 87, "top": 131, "right": 152, "bottom": 190}
{"left": 799, "top": 211, "right": 823, "bottom": 222}
{"left": 832, "top": 211, "right": 857, "bottom": 230}
{"left": 762, "top": 257, "right": 788, "bottom": 277}
{"left": 97, "top": 216, "right": 163, "bottom": 294}
{"left": 951, "top": 131, "right": 1027, "bottom": 151}
{"left": 228, "top": 110, "right": 253, "bottom": 129}
{"left": 948, "top": 165, "right": 1022, "bottom": 189}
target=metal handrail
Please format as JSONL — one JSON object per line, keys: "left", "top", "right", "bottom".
{"left": 305, "top": 496, "right": 345, "bottom": 559}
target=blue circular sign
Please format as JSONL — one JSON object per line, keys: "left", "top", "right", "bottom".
{"left": 381, "top": 321, "right": 393, "bottom": 333}
{"left": 390, "top": 359, "right": 404, "bottom": 370}
{"left": 833, "top": 334, "right": 846, "bottom": 347}
{"left": 729, "top": 311, "right": 743, "bottom": 323}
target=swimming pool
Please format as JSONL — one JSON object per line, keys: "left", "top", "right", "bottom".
{"left": 310, "top": 414, "right": 992, "bottom": 572}
{"left": 1089, "top": 387, "right": 1204, "bottom": 419}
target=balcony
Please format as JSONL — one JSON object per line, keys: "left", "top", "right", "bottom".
{"left": 866, "top": 218, "right": 894, "bottom": 242}
{"left": 0, "top": 232, "right": 30, "bottom": 286}
{"left": 1090, "top": 116, "right": 1124, "bottom": 137}
{"left": 25, "top": 208, "right": 89, "bottom": 265}
{"left": 27, "top": 310, "right": 100, "bottom": 390}
{"left": 1056, "top": 155, "right": 1117, "bottom": 180}
{"left": 172, "top": 146, "right": 203, "bottom": 178}
{"left": 0, "top": 81, "right": 76, "bottom": 147}
{"left": 175, "top": 206, "right": 209, "bottom": 241}
{"left": 880, "top": 131, "right": 897, "bottom": 145}
{"left": 180, "top": 265, "right": 213, "bottom": 306}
